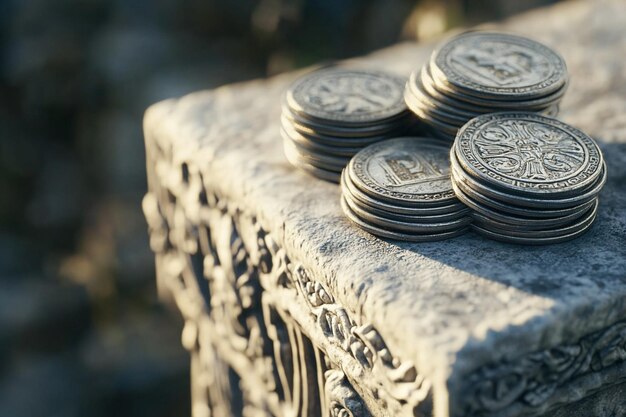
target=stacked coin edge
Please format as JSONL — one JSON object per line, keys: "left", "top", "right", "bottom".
{"left": 340, "top": 137, "right": 472, "bottom": 242}
{"left": 282, "top": 68, "right": 415, "bottom": 183}
{"left": 450, "top": 112, "right": 606, "bottom": 245}
{"left": 404, "top": 31, "right": 568, "bottom": 142}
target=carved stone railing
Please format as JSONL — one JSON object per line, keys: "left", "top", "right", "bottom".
{"left": 143, "top": 1, "right": 626, "bottom": 416}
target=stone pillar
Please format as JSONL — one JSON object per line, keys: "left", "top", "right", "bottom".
{"left": 142, "top": 0, "right": 626, "bottom": 415}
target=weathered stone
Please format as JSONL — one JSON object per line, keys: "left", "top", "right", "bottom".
{"left": 143, "top": 1, "right": 626, "bottom": 416}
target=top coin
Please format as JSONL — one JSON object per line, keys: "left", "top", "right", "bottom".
{"left": 285, "top": 69, "right": 408, "bottom": 126}
{"left": 430, "top": 32, "right": 568, "bottom": 100}
{"left": 349, "top": 137, "right": 457, "bottom": 206}
{"left": 454, "top": 112, "right": 604, "bottom": 198}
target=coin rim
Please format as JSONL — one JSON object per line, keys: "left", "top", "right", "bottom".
{"left": 472, "top": 199, "right": 598, "bottom": 236}
{"left": 349, "top": 137, "right": 458, "bottom": 206}
{"left": 286, "top": 69, "right": 409, "bottom": 124}
{"left": 431, "top": 31, "right": 568, "bottom": 100}
{"left": 341, "top": 197, "right": 470, "bottom": 242}
{"left": 454, "top": 112, "right": 604, "bottom": 197}
{"left": 470, "top": 213, "right": 595, "bottom": 245}
{"left": 342, "top": 170, "right": 466, "bottom": 215}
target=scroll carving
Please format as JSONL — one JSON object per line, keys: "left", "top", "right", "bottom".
{"left": 462, "top": 321, "right": 626, "bottom": 416}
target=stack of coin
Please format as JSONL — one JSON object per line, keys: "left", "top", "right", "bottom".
{"left": 451, "top": 113, "right": 606, "bottom": 245}
{"left": 404, "top": 32, "right": 568, "bottom": 142}
{"left": 282, "top": 68, "right": 415, "bottom": 182}
{"left": 341, "top": 137, "right": 472, "bottom": 242}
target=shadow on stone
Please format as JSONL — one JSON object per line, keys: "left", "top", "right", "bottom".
{"left": 387, "top": 140, "right": 626, "bottom": 300}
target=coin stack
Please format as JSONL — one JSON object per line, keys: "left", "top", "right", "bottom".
{"left": 404, "top": 32, "right": 568, "bottom": 142}
{"left": 451, "top": 113, "right": 606, "bottom": 245}
{"left": 282, "top": 68, "right": 415, "bottom": 182}
{"left": 341, "top": 137, "right": 472, "bottom": 242}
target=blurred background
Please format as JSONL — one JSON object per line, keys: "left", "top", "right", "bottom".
{"left": 0, "top": 0, "right": 557, "bottom": 416}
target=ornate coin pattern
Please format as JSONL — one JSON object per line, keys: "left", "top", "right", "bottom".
{"left": 286, "top": 69, "right": 408, "bottom": 125}
{"left": 404, "top": 31, "right": 568, "bottom": 142}
{"left": 341, "top": 137, "right": 470, "bottom": 242}
{"left": 448, "top": 113, "right": 606, "bottom": 245}
{"left": 455, "top": 113, "right": 603, "bottom": 196}
{"left": 431, "top": 32, "right": 567, "bottom": 99}
{"left": 281, "top": 68, "right": 413, "bottom": 183}
{"left": 349, "top": 138, "right": 456, "bottom": 204}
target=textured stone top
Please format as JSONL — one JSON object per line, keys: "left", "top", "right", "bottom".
{"left": 144, "top": 1, "right": 626, "bottom": 416}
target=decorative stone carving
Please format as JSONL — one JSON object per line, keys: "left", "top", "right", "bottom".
{"left": 143, "top": 0, "right": 626, "bottom": 416}
{"left": 462, "top": 321, "right": 626, "bottom": 415}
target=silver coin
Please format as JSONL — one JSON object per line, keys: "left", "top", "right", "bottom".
{"left": 420, "top": 65, "right": 564, "bottom": 113}
{"left": 472, "top": 199, "right": 598, "bottom": 236}
{"left": 471, "top": 210, "right": 596, "bottom": 245}
{"left": 404, "top": 90, "right": 468, "bottom": 127}
{"left": 454, "top": 113, "right": 605, "bottom": 199}
{"left": 283, "top": 139, "right": 350, "bottom": 170}
{"left": 450, "top": 149, "right": 607, "bottom": 211}
{"left": 429, "top": 65, "right": 568, "bottom": 108}
{"left": 342, "top": 172, "right": 470, "bottom": 223}
{"left": 280, "top": 124, "right": 363, "bottom": 156}
{"left": 407, "top": 69, "right": 560, "bottom": 122}
{"left": 282, "top": 109, "right": 409, "bottom": 138}
{"left": 420, "top": 124, "right": 456, "bottom": 143}
{"left": 451, "top": 170, "right": 599, "bottom": 221}
{"left": 420, "top": 66, "right": 505, "bottom": 113}
{"left": 407, "top": 70, "right": 483, "bottom": 119}
{"left": 343, "top": 194, "right": 471, "bottom": 233}
{"left": 452, "top": 179, "right": 597, "bottom": 228}
{"left": 404, "top": 101, "right": 460, "bottom": 135}
{"left": 349, "top": 137, "right": 458, "bottom": 207}
{"left": 342, "top": 169, "right": 466, "bottom": 216}
{"left": 450, "top": 153, "right": 606, "bottom": 210}
{"left": 430, "top": 31, "right": 568, "bottom": 101}
{"left": 281, "top": 115, "right": 394, "bottom": 146}
{"left": 284, "top": 141, "right": 341, "bottom": 182}
{"left": 286, "top": 69, "right": 408, "bottom": 126}
{"left": 341, "top": 197, "right": 470, "bottom": 242}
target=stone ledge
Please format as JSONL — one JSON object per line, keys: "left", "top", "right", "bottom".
{"left": 143, "top": 0, "right": 626, "bottom": 415}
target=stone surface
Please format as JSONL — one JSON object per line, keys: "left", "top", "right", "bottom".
{"left": 143, "top": 1, "right": 626, "bottom": 416}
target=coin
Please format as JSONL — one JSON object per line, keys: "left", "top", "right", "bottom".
{"left": 283, "top": 139, "right": 350, "bottom": 170}
{"left": 343, "top": 193, "right": 471, "bottom": 233}
{"left": 407, "top": 70, "right": 482, "bottom": 119}
{"left": 420, "top": 65, "right": 563, "bottom": 112}
{"left": 450, "top": 155, "right": 606, "bottom": 210}
{"left": 286, "top": 69, "right": 408, "bottom": 126}
{"left": 283, "top": 141, "right": 341, "bottom": 182}
{"left": 452, "top": 180, "right": 597, "bottom": 228}
{"left": 349, "top": 137, "right": 458, "bottom": 207}
{"left": 470, "top": 211, "right": 596, "bottom": 245}
{"left": 282, "top": 107, "right": 409, "bottom": 138}
{"left": 342, "top": 171, "right": 470, "bottom": 222}
{"left": 341, "top": 170, "right": 467, "bottom": 216}
{"left": 407, "top": 108, "right": 459, "bottom": 136}
{"left": 472, "top": 199, "right": 598, "bottom": 235}
{"left": 281, "top": 116, "right": 394, "bottom": 146}
{"left": 430, "top": 32, "right": 568, "bottom": 101}
{"left": 280, "top": 124, "right": 363, "bottom": 156}
{"left": 451, "top": 161, "right": 602, "bottom": 214}
{"left": 454, "top": 113, "right": 605, "bottom": 199}
{"left": 404, "top": 89, "right": 468, "bottom": 126}
{"left": 343, "top": 184, "right": 470, "bottom": 223}
{"left": 341, "top": 197, "right": 470, "bottom": 242}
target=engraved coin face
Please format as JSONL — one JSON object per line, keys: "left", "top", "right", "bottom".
{"left": 431, "top": 32, "right": 567, "bottom": 99}
{"left": 455, "top": 113, "right": 603, "bottom": 197}
{"left": 286, "top": 69, "right": 407, "bottom": 125}
{"left": 349, "top": 137, "right": 457, "bottom": 205}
